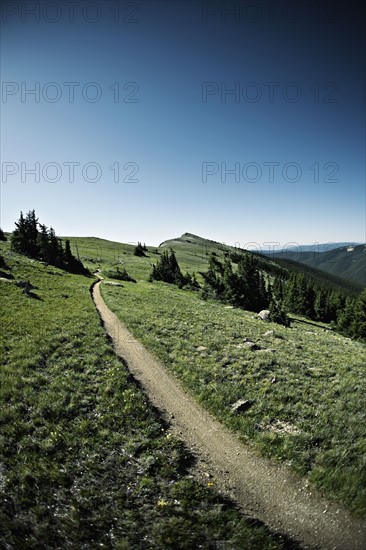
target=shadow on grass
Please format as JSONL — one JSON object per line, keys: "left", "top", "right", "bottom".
{"left": 289, "top": 317, "right": 331, "bottom": 330}
{"left": 25, "top": 291, "right": 43, "bottom": 301}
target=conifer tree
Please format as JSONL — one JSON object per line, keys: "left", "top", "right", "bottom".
{"left": 352, "top": 289, "right": 366, "bottom": 339}
{"left": 337, "top": 290, "right": 366, "bottom": 340}
{"left": 269, "top": 298, "right": 290, "bottom": 327}
{"left": 134, "top": 242, "right": 146, "bottom": 257}
{"left": 10, "top": 210, "right": 88, "bottom": 274}
{"left": 149, "top": 249, "right": 184, "bottom": 285}
{"left": 314, "top": 288, "right": 329, "bottom": 322}
{"left": 37, "top": 224, "right": 50, "bottom": 262}
{"left": 11, "top": 210, "right": 39, "bottom": 256}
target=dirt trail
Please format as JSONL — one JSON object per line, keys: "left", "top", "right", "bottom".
{"left": 92, "top": 279, "right": 366, "bottom": 550}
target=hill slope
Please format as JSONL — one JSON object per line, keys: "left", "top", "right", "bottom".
{"left": 0, "top": 243, "right": 292, "bottom": 548}
{"left": 159, "top": 232, "right": 364, "bottom": 295}
{"left": 3, "top": 231, "right": 366, "bottom": 524}
{"left": 61, "top": 232, "right": 363, "bottom": 294}
{"left": 284, "top": 242, "right": 359, "bottom": 253}
{"left": 266, "top": 244, "right": 366, "bottom": 286}
{"left": 99, "top": 241, "right": 366, "bottom": 517}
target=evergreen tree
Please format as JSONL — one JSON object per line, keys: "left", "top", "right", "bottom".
{"left": 304, "top": 280, "right": 316, "bottom": 319}
{"left": 336, "top": 297, "right": 355, "bottom": 336}
{"left": 201, "top": 253, "right": 270, "bottom": 312}
{"left": 11, "top": 210, "right": 39, "bottom": 257}
{"left": 201, "top": 253, "right": 229, "bottom": 301}
{"left": 269, "top": 299, "right": 290, "bottom": 327}
{"left": 11, "top": 211, "right": 26, "bottom": 254}
{"left": 0, "top": 228, "right": 7, "bottom": 241}
{"left": 314, "top": 288, "right": 329, "bottom": 322}
{"left": 237, "top": 255, "right": 262, "bottom": 311}
{"left": 47, "top": 228, "right": 62, "bottom": 266}
{"left": 26, "top": 209, "right": 39, "bottom": 257}
{"left": 37, "top": 224, "right": 50, "bottom": 262}
{"left": 328, "top": 291, "right": 345, "bottom": 322}
{"left": 134, "top": 242, "right": 146, "bottom": 257}
{"left": 184, "top": 272, "right": 200, "bottom": 290}
{"left": 272, "top": 276, "right": 285, "bottom": 302}
{"left": 64, "top": 239, "right": 73, "bottom": 264}
{"left": 352, "top": 289, "right": 366, "bottom": 339}
{"left": 337, "top": 290, "right": 366, "bottom": 340}
{"left": 10, "top": 210, "right": 88, "bottom": 274}
{"left": 259, "top": 273, "right": 271, "bottom": 310}
{"left": 284, "top": 273, "right": 309, "bottom": 316}
{"left": 149, "top": 249, "right": 184, "bottom": 285}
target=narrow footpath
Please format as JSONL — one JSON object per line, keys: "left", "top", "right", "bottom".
{"left": 93, "top": 278, "right": 366, "bottom": 550}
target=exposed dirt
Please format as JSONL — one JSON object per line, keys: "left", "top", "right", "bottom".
{"left": 92, "top": 278, "right": 366, "bottom": 550}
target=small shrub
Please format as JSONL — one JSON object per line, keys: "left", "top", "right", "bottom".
{"left": 104, "top": 267, "right": 136, "bottom": 283}
{"left": 134, "top": 242, "right": 147, "bottom": 257}
{"left": 269, "top": 300, "right": 290, "bottom": 327}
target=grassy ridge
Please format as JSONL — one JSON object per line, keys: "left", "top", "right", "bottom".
{"left": 95, "top": 240, "right": 366, "bottom": 517}
{"left": 0, "top": 246, "right": 292, "bottom": 549}
{"left": 64, "top": 233, "right": 363, "bottom": 295}
{"left": 101, "top": 281, "right": 366, "bottom": 515}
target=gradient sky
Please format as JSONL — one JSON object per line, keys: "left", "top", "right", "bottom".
{"left": 1, "top": 0, "right": 365, "bottom": 249}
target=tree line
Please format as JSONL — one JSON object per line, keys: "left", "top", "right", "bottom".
{"left": 150, "top": 248, "right": 365, "bottom": 340}
{"left": 10, "top": 210, "right": 87, "bottom": 274}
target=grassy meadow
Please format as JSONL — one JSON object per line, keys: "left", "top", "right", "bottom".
{"left": 74, "top": 234, "right": 366, "bottom": 517}
{"left": 0, "top": 240, "right": 295, "bottom": 549}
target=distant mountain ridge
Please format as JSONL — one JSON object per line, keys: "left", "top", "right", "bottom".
{"left": 275, "top": 242, "right": 360, "bottom": 253}
{"left": 159, "top": 232, "right": 364, "bottom": 294}
{"left": 264, "top": 244, "right": 366, "bottom": 286}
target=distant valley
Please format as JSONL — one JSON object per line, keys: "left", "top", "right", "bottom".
{"left": 262, "top": 244, "right": 366, "bottom": 286}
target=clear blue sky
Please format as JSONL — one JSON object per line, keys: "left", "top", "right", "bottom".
{"left": 1, "top": 0, "right": 365, "bottom": 249}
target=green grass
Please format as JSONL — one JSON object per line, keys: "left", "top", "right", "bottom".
{"left": 0, "top": 244, "right": 294, "bottom": 549}
{"left": 98, "top": 244, "right": 366, "bottom": 517}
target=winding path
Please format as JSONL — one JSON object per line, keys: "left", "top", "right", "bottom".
{"left": 92, "top": 278, "right": 366, "bottom": 550}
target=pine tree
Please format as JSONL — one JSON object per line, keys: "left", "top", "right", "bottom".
{"left": 328, "top": 291, "right": 345, "bottom": 322}
{"left": 352, "top": 289, "right": 366, "bottom": 339}
{"left": 47, "top": 228, "right": 62, "bottom": 266}
{"left": 336, "top": 297, "right": 355, "bottom": 336}
{"left": 64, "top": 239, "right": 73, "bottom": 264}
{"left": 237, "top": 255, "right": 262, "bottom": 311}
{"left": 11, "top": 211, "right": 26, "bottom": 253}
{"left": 37, "top": 224, "right": 50, "bottom": 262}
{"left": 10, "top": 210, "right": 88, "bottom": 274}
{"left": 11, "top": 210, "right": 39, "bottom": 256}
{"left": 184, "top": 271, "right": 201, "bottom": 290}
{"left": 304, "top": 280, "right": 316, "bottom": 319}
{"left": 201, "top": 256, "right": 223, "bottom": 300}
{"left": 149, "top": 249, "right": 183, "bottom": 285}
{"left": 134, "top": 242, "right": 146, "bottom": 257}
{"left": 201, "top": 253, "right": 270, "bottom": 312}
{"left": 273, "top": 276, "right": 285, "bottom": 302}
{"left": 26, "top": 209, "right": 39, "bottom": 257}
{"left": 0, "top": 228, "right": 7, "bottom": 241}
{"left": 258, "top": 273, "right": 270, "bottom": 311}
{"left": 284, "top": 273, "right": 308, "bottom": 315}
{"left": 63, "top": 239, "right": 87, "bottom": 274}
{"left": 269, "top": 299, "right": 290, "bottom": 327}
{"left": 337, "top": 290, "right": 366, "bottom": 340}
{"left": 314, "top": 288, "right": 329, "bottom": 322}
